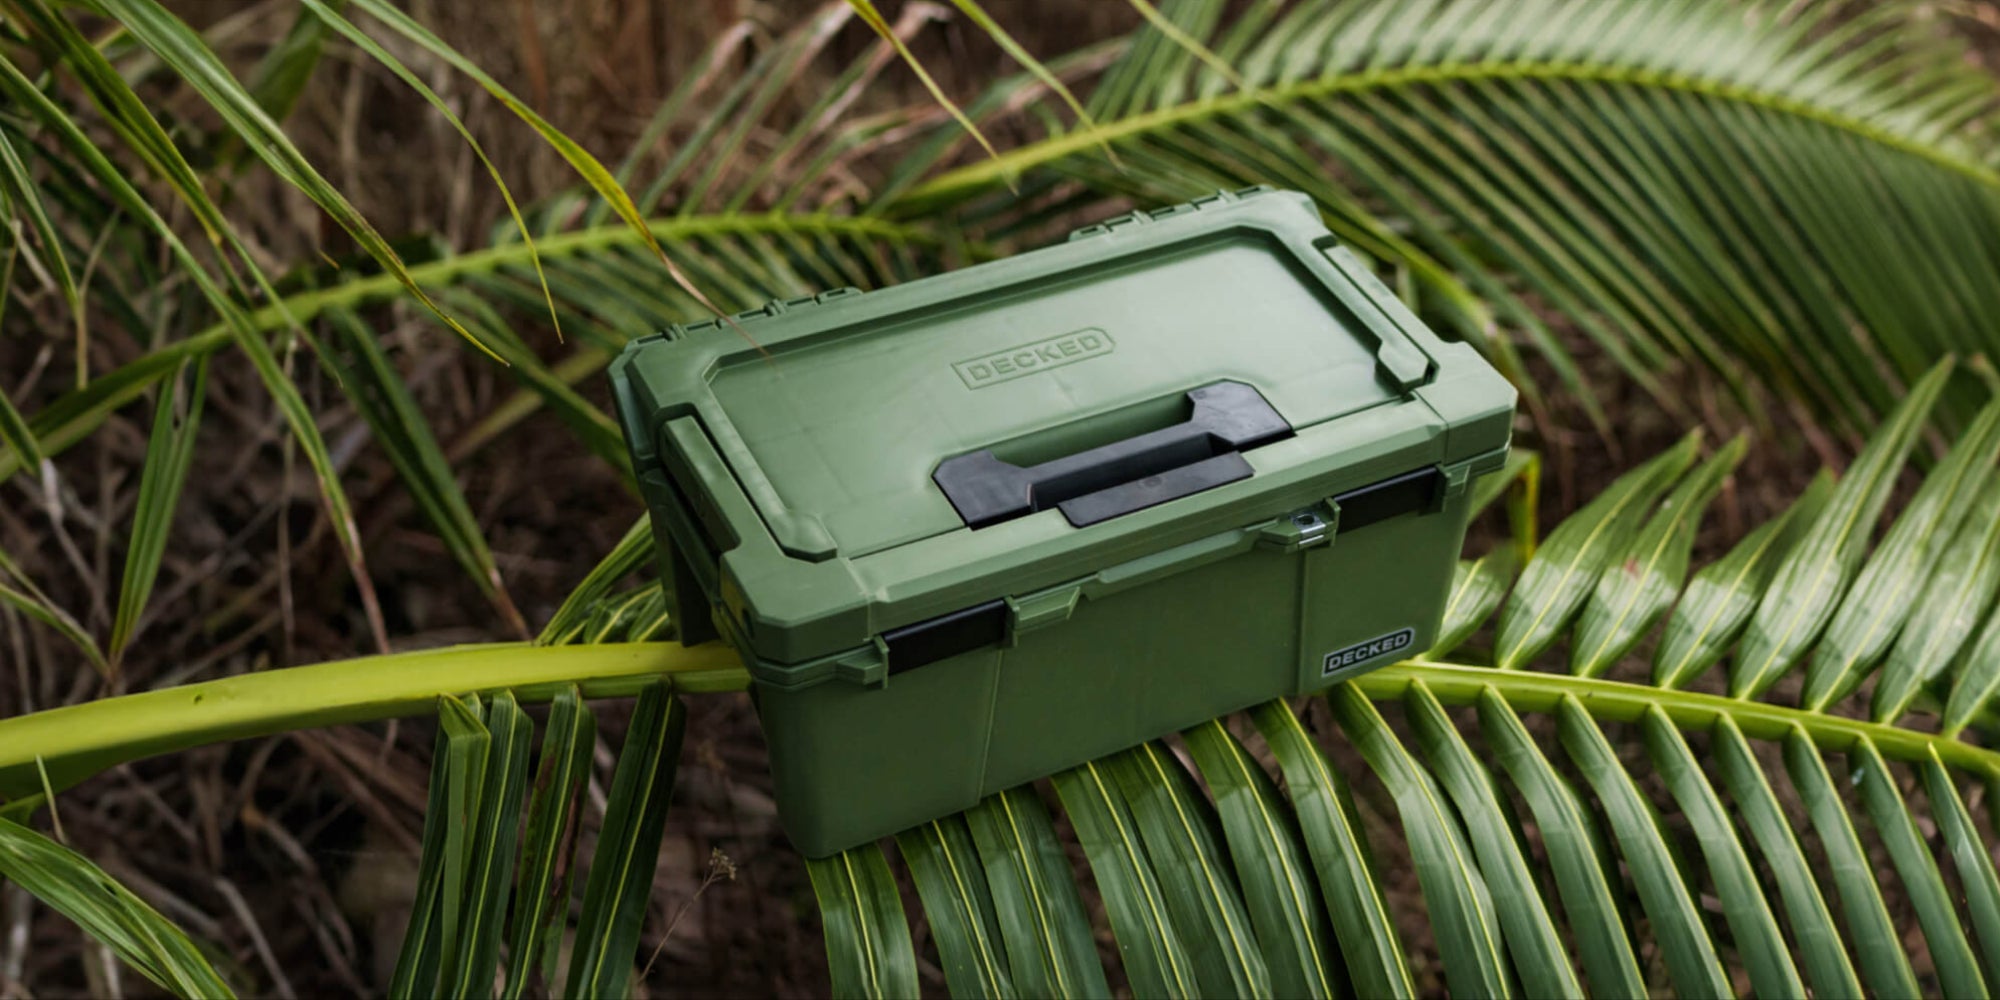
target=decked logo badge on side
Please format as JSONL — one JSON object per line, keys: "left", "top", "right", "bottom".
{"left": 1322, "top": 627, "right": 1416, "bottom": 677}
{"left": 954, "top": 328, "right": 1114, "bottom": 389}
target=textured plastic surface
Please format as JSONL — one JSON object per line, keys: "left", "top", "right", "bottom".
{"left": 610, "top": 187, "right": 1516, "bottom": 856}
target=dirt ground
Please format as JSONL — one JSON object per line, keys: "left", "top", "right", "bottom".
{"left": 0, "top": 1, "right": 1933, "bottom": 997}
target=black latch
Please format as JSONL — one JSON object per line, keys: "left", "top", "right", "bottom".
{"left": 1333, "top": 467, "right": 1443, "bottom": 531}
{"left": 882, "top": 599, "right": 1009, "bottom": 674}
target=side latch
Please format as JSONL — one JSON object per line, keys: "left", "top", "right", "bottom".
{"left": 1333, "top": 467, "right": 1445, "bottom": 530}
{"left": 881, "top": 599, "right": 1008, "bottom": 674}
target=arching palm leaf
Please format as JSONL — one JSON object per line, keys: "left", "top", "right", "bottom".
{"left": 12, "top": 377, "right": 2000, "bottom": 996}
{"left": 891, "top": 0, "right": 2000, "bottom": 434}
{"left": 803, "top": 367, "right": 2000, "bottom": 998}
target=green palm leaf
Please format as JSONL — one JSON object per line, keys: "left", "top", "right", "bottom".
{"left": 0, "top": 815, "right": 235, "bottom": 998}
{"left": 895, "top": 817, "right": 1015, "bottom": 999}
{"left": 809, "top": 846, "right": 920, "bottom": 1000}
{"left": 502, "top": 687, "right": 595, "bottom": 1000}
{"left": 1331, "top": 683, "right": 1509, "bottom": 998}
{"left": 1493, "top": 429, "right": 1699, "bottom": 669}
{"left": 1852, "top": 738, "right": 1987, "bottom": 997}
{"left": 1569, "top": 434, "right": 1744, "bottom": 676}
{"left": 1051, "top": 759, "right": 1200, "bottom": 999}
{"left": 1641, "top": 708, "right": 1803, "bottom": 997}
{"left": 896, "top": 0, "right": 2000, "bottom": 432}
{"left": 566, "top": 682, "right": 687, "bottom": 999}
{"left": 1180, "top": 720, "right": 1336, "bottom": 999}
{"left": 16, "top": 409, "right": 2000, "bottom": 997}
{"left": 1105, "top": 743, "right": 1268, "bottom": 996}
{"left": 1709, "top": 717, "right": 1860, "bottom": 998}
{"left": 1734, "top": 358, "right": 1954, "bottom": 698}
{"left": 961, "top": 787, "right": 1109, "bottom": 999}
{"left": 1403, "top": 682, "right": 1577, "bottom": 998}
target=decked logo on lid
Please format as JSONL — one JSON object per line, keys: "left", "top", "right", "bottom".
{"left": 954, "top": 328, "right": 1114, "bottom": 389}
{"left": 1322, "top": 627, "right": 1416, "bottom": 676}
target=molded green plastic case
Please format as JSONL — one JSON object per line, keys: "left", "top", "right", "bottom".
{"left": 610, "top": 188, "right": 1515, "bottom": 857}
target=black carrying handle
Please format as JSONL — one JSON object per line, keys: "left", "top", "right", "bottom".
{"left": 934, "top": 381, "right": 1292, "bottom": 529}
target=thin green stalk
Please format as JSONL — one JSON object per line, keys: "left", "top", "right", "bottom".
{"left": 0, "top": 642, "right": 747, "bottom": 800}
{"left": 1363, "top": 659, "right": 2000, "bottom": 776}
{"left": 0, "top": 213, "right": 946, "bottom": 481}
{"left": 900, "top": 60, "right": 2000, "bottom": 209}
{"left": 8, "top": 647, "right": 1996, "bottom": 819}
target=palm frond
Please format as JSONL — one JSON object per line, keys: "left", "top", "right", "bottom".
{"left": 799, "top": 365, "right": 2000, "bottom": 997}
{"left": 895, "top": 0, "right": 2000, "bottom": 433}
{"left": 19, "top": 378, "right": 2000, "bottom": 995}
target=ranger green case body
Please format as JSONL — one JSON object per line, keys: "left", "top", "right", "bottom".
{"left": 610, "top": 188, "right": 1515, "bottom": 857}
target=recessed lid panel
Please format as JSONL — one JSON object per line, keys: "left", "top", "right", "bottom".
{"left": 704, "top": 213, "right": 1420, "bottom": 557}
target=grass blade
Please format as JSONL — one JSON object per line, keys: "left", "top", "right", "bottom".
{"left": 1555, "top": 695, "right": 1729, "bottom": 997}
{"left": 1639, "top": 707, "right": 1803, "bottom": 998}
{"left": 1571, "top": 434, "right": 1744, "bottom": 676}
{"left": 325, "top": 309, "right": 526, "bottom": 636}
{"left": 895, "top": 817, "right": 1015, "bottom": 999}
{"left": 1404, "top": 683, "right": 1579, "bottom": 998}
{"left": 0, "top": 45, "right": 395, "bottom": 653}
{"left": 1329, "top": 683, "right": 1510, "bottom": 999}
{"left": 442, "top": 692, "right": 532, "bottom": 997}
{"left": 1850, "top": 737, "right": 1987, "bottom": 998}
{"left": 1494, "top": 430, "right": 1700, "bottom": 669}
{"left": 335, "top": 0, "right": 738, "bottom": 330}
{"left": 845, "top": 0, "right": 1005, "bottom": 170}
{"left": 1250, "top": 698, "right": 1413, "bottom": 998}
{"left": 1475, "top": 689, "right": 1644, "bottom": 997}
{"left": 1735, "top": 358, "right": 1954, "bottom": 698}
{"left": 1181, "top": 719, "right": 1337, "bottom": 999}
{"left": 1654, "top": 470, "right": 1832, "bottom": 688}
{"left": 295, "top": 0, "right": 564, "bottom": 343}
{"left": 0, "top": 816, "right": 235, "bottom": 998}
{"left": 1105, "top": 743, "right": 1270, "bottom": 997}
{"left": 949, "top": 0, "right": 1118, "bottom": 167}
{"left": 243, "top": 0, "right": 338, "bottom": 121}
{"left": 1429, "top": 547, "right": 1516, "bottom": 658}
{"left": 1051, "top": 760, "right": 1199, "bottom": 999}
{"left": 1806, "top": 393, "right": 2000, "bottom": 709}
{"left": 82, "top": 0, "right": 495, "bottom": 357}
{"left": 565, "top": 681, "right": 686, "bottom": 999}
{"left": 108, "top": 357, "right": 207, "bottom": 667}
{"left": 806, "top": 846, "right": 920, "bottom": 1000}
{"left": 1782, "top": 729, "right": 1919, "bottom": 998}
{"left": 0, "top": 544, "right": 106, "bottom": 674}
{"left": 0, "top": 128, "right": 82, "bottom": 386}
{"left": 390, "top": 694, "right": 489, "bottom": 999}
{"left": 537, "top": 516, "right": 654, "bottom": 645}
{"left": 961, "top": 787, "right": 1110, "bottom": 999}
{"left": 0, "top": 360, "right": 44, "bottom": 489}
{"left": 502, "top": 686, "right": 595, "bottom": 1000}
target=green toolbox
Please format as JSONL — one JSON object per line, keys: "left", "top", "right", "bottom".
{"left": 610, "top": 187, "right": 1514, "bottom": 857}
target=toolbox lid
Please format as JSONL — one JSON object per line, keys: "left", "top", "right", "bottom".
{"left": 641, "top": 189, "right": 1433, "bottom": 560}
